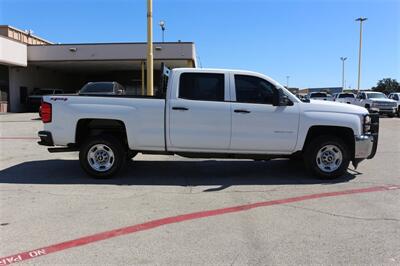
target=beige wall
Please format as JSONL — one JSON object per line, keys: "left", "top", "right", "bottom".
{"left": 0, "top": 36, "right": 27, "bottom": 66}
{"left": 28, "top": 43, "right": 197, "bottom": 64}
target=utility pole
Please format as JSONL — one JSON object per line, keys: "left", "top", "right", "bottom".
{"left": 340, "top": 57, "right": 347, "bottom": 91}
{"left": 356, "top": 17, "right": 367, "bottom": 93}
{"left": 146, "top": 0, "right": 154, "bottom": 96}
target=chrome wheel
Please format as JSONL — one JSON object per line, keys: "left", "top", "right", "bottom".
{"left": 87, "top": 144, "right": 115, "bottom": 172}
{"left": 316, "top": 145, "right": 343, "bottom": 173}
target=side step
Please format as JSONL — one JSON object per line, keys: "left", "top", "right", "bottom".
{"left": 48, "top": 147, "right": 78, "bottom": 153}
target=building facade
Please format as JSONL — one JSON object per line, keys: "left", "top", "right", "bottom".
{"left": 0, "top": 25, "right": 197, "bottom": 112}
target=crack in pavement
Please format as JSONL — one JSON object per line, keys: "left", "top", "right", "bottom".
{"left": 284, "top": 204, "right": 400, "bottom": 222}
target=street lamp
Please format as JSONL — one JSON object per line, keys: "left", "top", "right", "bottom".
{"left": 159, "top": 20, "right": 166, "bottom": 42}
{"left": 340, "top": 57, "right": 347, "bottom": 91}
{"left": 355, "top": 17, "right": 367, "bottom": 93}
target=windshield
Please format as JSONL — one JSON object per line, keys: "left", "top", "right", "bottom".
{"left": 338, "top": 93, "right": 355, "bottom": 98}
{"left": 81, "top": 82, "right": 114, "bottom": 93}
{"left": 367, "top": 92, "right": 387, "bottom": 99}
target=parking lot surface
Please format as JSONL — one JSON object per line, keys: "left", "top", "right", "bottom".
{"left": 1, "top": 113, "right": 399, "bottom": 265}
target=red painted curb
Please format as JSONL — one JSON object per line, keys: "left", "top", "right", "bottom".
{"left": 0, "top": 137, "right": 39, "bottom": 140}
{"left": 1, "top": 185, "right": 399, "bottom": 265}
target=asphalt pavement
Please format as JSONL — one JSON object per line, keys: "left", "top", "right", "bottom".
{"left": 0, "top": 113, "right": 399, "bottom": 265}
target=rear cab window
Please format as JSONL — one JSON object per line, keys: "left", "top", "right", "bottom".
{"left": 339, "top": 93, "right": 355, "bottom": 98}
{"left": 179, "top": 73, "right": 225, "bottom": 101}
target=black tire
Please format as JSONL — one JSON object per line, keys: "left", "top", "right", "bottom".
{"left": 388, "top": 113, "right": 394, "bottom": 118}
{"left": 79, "top": 135, "right": 126, "bottom": 178}
{"left": 303, "top": 135, "right": 350, "bottom": 179}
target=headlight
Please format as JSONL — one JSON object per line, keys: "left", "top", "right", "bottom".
{"left": 364, "top": 115, "right": 371, "bottom": 133}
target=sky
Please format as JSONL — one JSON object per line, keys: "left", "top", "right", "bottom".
{"left": 0, "top": 0, "right": 399, "bottom": 89}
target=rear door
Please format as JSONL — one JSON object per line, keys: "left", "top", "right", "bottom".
{"left": 167, "top": 71, "right": 231, "bottom": 151}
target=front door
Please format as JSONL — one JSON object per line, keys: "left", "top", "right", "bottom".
{"left": 230, "top": 74, "right": 300, "bottom": 153}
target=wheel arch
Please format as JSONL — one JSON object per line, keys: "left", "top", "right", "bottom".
{"left": 302, "top": 126, "right": 355, "bottom": 158}
{"left": 75, "top": 118, "right": 129, "bottom": 148}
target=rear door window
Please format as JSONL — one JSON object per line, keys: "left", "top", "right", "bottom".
{"left": 179, "top": 73, "right": 224, "bottom": 101}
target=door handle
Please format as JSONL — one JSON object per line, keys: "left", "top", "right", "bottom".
{"left": 234, "top": 109, "right": 251, "bottom": 114}
{"left": 172, "top": 106, "right": 189, "bottom": 111}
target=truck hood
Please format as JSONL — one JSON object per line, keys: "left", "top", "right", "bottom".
{"left": 303, "top": 100, "right": 368, "bottom": 115}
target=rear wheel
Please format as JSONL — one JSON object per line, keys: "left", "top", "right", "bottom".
{"left": 304, "top": 136, "right": 350, "bottom": 179}
{"left": 79, "top": 135, "right": 126, "bottom": 178}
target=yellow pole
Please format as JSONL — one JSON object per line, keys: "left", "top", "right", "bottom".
{"left": 146, "top": 0, "right": 154, "bottom": 96}
{"left": 141, "top": 61, "right": 145, "bottom": 95}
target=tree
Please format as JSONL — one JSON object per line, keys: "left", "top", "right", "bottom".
{"left": 372, "top": 78, "right": 400, "bottom": 94}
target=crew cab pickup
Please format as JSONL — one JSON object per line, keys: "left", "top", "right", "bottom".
{"left": 355, "top": 91, "right": 397, "bottom": 117}
{"left": 38, "top": 68, "right": 379, "bottom": 179}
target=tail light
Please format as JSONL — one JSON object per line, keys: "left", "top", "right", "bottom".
{"left": 41, "top": 102, "right": 52, "bottom": 123}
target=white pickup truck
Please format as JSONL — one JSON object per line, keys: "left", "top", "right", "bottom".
{"left": 354, "top": 91, "right": 397, "bottom": 117}
{"left": 38, "top": 68, "right": 379, "bottom": 179}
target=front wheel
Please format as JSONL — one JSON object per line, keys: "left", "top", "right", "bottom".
{"left": 79, "top": 135, "right": 126, "bottom": 178}
{"left": 304, "top": 136, "right": 350, "bottom": 179}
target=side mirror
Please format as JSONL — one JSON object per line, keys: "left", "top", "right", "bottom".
{"left": 279, "top": 94, "right": 293, "bottom": 106}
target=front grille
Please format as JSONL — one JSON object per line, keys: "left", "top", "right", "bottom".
{"left": 375, "top": 101, "right": 396, "bottom": 108}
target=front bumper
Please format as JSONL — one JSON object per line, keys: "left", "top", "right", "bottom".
{"left": 374, "top": 107, "right": 396, "bottom": 114}
{"left": 354, "top": 113, "right": 379, "bottom": 160}
{"left": 355, "top": 135, "right": 374, "bottom": 159}
{"left": 38, "top": 131, "right": 54, "bottom": 146}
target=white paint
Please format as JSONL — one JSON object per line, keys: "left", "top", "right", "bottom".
{"left": 28, "top": 249, "right": 46, "bottom": 257}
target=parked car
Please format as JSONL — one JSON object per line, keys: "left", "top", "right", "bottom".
{"left": 388, "top": 92, "right": 400, "bottom": 117}
{"left": 28, "top": 88, "right": 64, "bottom": 111}
{"left": 354, "top": 91, "right": 397, "bottom": 117}
{"left": 334, "top": 92, "right": 356, "bottom": 104}
{"left": 38, "top": 68, "right": 378, "bottom": 179}
{"left": 79, "top": 82, "right": 126, "bottom": 95}
{"left": 309, "top": 92, "right": 331, "bottom": 101}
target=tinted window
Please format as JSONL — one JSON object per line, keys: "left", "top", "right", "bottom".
{"left": 234, "top": 75, "right": 276, "bottom": 104}
{"left": 81, "top": 83, "right": 114, "bottom": 93}
{"left": 338, "top": 93, "right": 355, "bottom": 98}
{"left": 310, "top": 92, "right": 327, "bottom": 98}
{"left": 179, "top": 73, "right": 224, "bottom": 101}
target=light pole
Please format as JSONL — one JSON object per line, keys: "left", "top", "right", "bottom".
{"left": 146, "top": 0, "right": 153, "bottom": 96}
{"left": 159, "top": 20, "right": 165, "bottom": 42}
{"left": 355, "top": 17, "right": 367, "bottom": 93}
{"left": 286, "top": 76, "right": 290, "bottom": 90}
{"left": 340, "top": 57, "right": 347, "bottom": 91}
